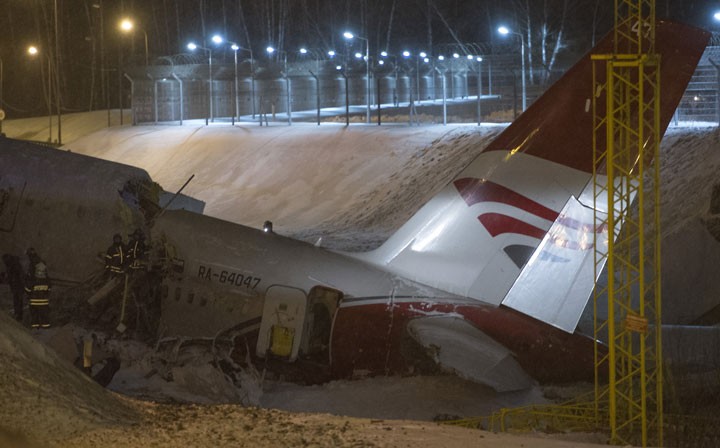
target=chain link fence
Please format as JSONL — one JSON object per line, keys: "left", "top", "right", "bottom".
{"left": 124, "top": 44, "right": 720, "bottom": 126}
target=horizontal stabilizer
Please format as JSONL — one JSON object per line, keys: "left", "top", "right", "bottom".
{"left": 407, "top": 316, "right": 532, "bottom": 392}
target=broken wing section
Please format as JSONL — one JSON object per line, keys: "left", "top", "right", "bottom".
{"left": 407, "top": 316, "right": 533, "bottom": 392}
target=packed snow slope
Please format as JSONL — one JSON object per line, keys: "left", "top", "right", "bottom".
{"left": 64, "top": 122, "right": 503, "bottom": 250}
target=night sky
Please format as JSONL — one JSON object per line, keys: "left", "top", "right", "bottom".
{"left": 0, "top": 0, "right": 717, "bottom": 118}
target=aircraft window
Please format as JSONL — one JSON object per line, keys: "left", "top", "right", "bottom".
{"left": 174, "top": 287, "right": 181, "bottom": 302}
{"left": 161, "top": 284, "right": 168, "bottom": 299}
{"left": 187, "top": 292, "right": 194, "bottom": 304}
{"left": 200, "top": 297, "right": 208, "bottom": 307}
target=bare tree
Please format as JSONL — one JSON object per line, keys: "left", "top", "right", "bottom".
{"left": 384, "top": 0, "right": 397, "bottom": 52}
{"left": 539, "top": 0, "right": 571, "bottom": 84}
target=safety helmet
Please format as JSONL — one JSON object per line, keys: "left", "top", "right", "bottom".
{"left": 129, "top": 228, "right": 144, "bottom": 239}
{"left": 34, "top": 262, "right": 47, "bottom": 279}
{"left": 26, "top": 247, "right": 41, "bottom": 264}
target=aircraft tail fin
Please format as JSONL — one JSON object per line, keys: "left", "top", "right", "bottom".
{"left": 359, "top": 20, "right": 709, "bottom": 332}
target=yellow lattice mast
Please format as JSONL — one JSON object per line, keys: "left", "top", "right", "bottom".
{"left": 445, "top": 1, "right": 664, "bottom": 444}
{"left": 592, "top": 0, "right": 662, "bottom": 446}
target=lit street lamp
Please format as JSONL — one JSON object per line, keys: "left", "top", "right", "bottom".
{"left": 300, "top": 47, "right": 323, "bottom": 73}
{"left": 343, "top": 31, "right": 370, "bottom": 124}
{"left": 300, "top": 48, "right": 324, "bottom": 125}
{"left": 53, "top": 0, "right": 61, "bottom": 144}
{"left": 188, "top": 41, "right": 216, "bottom": 123}
{"left": 213, "top": 36, "right": 253, "bottom": 123}
{"left": 226, "top": 40, "right": 253, "bottom": 123}
{"left": 402, "top": 50, "right": 428, "bottom": 104}
{"left": 28, "top": 46, "right": 55, "bottom": 142}
{"left": 498, "top": 25, "right": 526, "bottom": 112}
{"left": 119, "top": 18, "right": 148, "bottom": 66}
{"left": 220, "top": 40, "right": 254, "bottom": 118}
{"left": 468, "top": 55, "right": 483, "bottom": 125}
{"left": 267, "top": 46, "right": 292, "bottom": 125}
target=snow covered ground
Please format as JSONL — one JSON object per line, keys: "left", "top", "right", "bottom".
{"left": 2, "top": 111, "right": 720, "bottom": 446}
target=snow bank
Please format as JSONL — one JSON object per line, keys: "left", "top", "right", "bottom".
{"left": 0, "top": 312, "right": 137, "bottom": 444}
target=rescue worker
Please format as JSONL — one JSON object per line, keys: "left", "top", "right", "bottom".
{"left": 105, "top": 234, "right": 127, "bottom": 276}
{"left": 1, "top": 254, "right": 25, "bottom": 322}
{"left": 24, "top": 256, "right": 51, "bottom": 329}
{"left": 126, "top": 228, "right": 149, "bottom": 273}
{"left": 26, "top": 247, "right": 43, "bottom": 273}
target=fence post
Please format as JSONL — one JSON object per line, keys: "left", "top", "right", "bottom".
{"left": 710, "top": 58, "right": 720, "bottom": 127}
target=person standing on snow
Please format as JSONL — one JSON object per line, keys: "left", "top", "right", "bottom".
{"left": 126, "top": 229, "right": 149, "bottom": 273}
{"left": 25, "top": 255, "right": 51, "bottom": 329}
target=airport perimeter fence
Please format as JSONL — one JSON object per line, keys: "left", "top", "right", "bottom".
{"left": 123, "top": 47, "right": 554, "bottom": 125}
{"left": 123, "top": 43, "right": 720, "bottom": 126}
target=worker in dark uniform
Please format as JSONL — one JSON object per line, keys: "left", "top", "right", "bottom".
{"left": 126, "top": 228, "right": 149, "bottom": 273}
{"left": 105, "top": 234, "right": 126, "bottom": 277}
{"left": 2, "top": 254, "right": 25, "bottom": 322}
{"left": 26, "top": 247, "right": 43, "bottom": 273}
{"left": 25, "top": 257, "right": 51, "bottom": 329}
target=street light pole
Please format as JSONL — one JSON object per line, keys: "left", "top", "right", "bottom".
{"left": 365, "top": 38, "right": 370, "bottom": 124}
{"left": 498, "top": 26, "right": 526, "bottom": 112}
{"left": 54, "top": 0, "right": 62, "bottom": 145}
{"left": 226, "top": 41, "right": 254, "bottom": 119}
{"left": 0, "top": 56, "right": 3, "bottom": 135}
{"left": 232, "top": 45, "right": 239, "bottom": 123}
{"left": 301, "top": 48, "right": 324, "bottom": 125}
{"left": 119, "top": 18, "right": 149, "bottom": 66}
{"left": 343, "top": 32, "right": 370, "bottom": 124}
{"left": 267, "top": 46, "right": 291, "bottom": 125}
{"left": 471, "top": 56, "right": 483, "bottom": 125}
{"left": 28, "top": 46, "right": 54, "bottom": 142}
{"left": 187, "top": 42, "right": 214, "bottom": 124}
{"left": 519, "top": 35, "right": 526, "bottom": 111}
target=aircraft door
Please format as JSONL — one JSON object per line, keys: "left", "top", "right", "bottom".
{"left": 256, "top": 285, "right": 307, "bottom": 362}
{"left": 300, "top": 286, "right": 343, "bottom": 363}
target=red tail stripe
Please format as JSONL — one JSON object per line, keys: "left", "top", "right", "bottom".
{"left": 454, "top": 178, "right": 558, "bottom": 222}
{"left": 479, "top": 213, "right": 547, "bottom": 239}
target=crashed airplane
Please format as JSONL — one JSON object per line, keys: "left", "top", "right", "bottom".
{"left": 0, "top": 21, "right": 709, "bottom": 392}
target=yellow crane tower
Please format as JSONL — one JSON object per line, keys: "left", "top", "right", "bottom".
{"left": 446, "top": 2, "right": 664, "bottom": 446}
{"left": 592, "top": 1, "right": 662, "bottom": 446}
